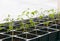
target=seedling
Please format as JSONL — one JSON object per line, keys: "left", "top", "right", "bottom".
{"left": 43, "top": 21, "right": 50, "bottom": 32}
{"left": 48, "top": 14, "right": 55, "bottom": 20}
{"left": 4, "top": 14, "right": 14, "bottom": 41}
{"left": 48, "top": 9, "right": 56, "bottom": 20}
{"left": 16, "top": 15, "right": 25, "bottom": 32}
{"left": 38, "top": 14, "right": 44, "bottom": 22}
{"left": 39, "top": 15, "right": 43, "bottom": 19}
{"left": 47, "top": 9, "right": 58, "bottom": 29}
{"left": 31, "top": 10, "right": 38, "bottom": 15}
{"left": 57, "top": 12, "right": 60, "bottom": 19}
{"left": 0, "top": 28, "right": 3, "bottom": 30}
{"left": 43, "top": 21, "right": 49, "bottom": 27}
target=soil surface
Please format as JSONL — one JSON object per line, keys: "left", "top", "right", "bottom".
{"left": 30, "top": 30, "right": 48, "bottom": 35}
{"left": 18, "top": 33, "right": 37, "bottom": 39}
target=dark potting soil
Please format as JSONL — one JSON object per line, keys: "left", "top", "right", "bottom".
{"left": 3, "top": 37, "right": 25, "bottom": 41}
{"left": 50, "top": 25, "right": 60, "bottom": 29}
{"left": 14, "top": 21, "right": 20, "bottom": 25}
{"left": 17, "top": 26, "right": 35, "bottom": 32}
{"left": 29, "top": 26, "right": 36, "bottom": 29}
{"left": 53, "top": 19, "right": 60, "bottom": 24}
{"left": 33, "top": 18, "right": 40, "bottom": 22}
{"left": 18, "top": 29, "right": 32, "bottom": 32}
{"left": 4, "top": 31, "right": 22, "bottom": 35}
{"left": 0, "top": 29, "right": 7, "bottom": 32}
{"left": 17, "top": 33, "right": 37, "bottom": 39}
{"left": 33, "top": 19, "right": 39, "bottom": 22}
{"left": 23, "top": 20, "right": 30, "bottom": 23}
{"left": 39, "top": 20, "right": 45, "bottom": 23}
{"left": 30, "top": 30, "right": 48, "bottom": 35}
{"left": 35, "top": 26, "right": 43, "bottom": 29}
{"left": 37, "top": 23, "right": 44, "bottom": 26}
{"left": 0, "top": 34, "right": 9, "bottom": 39}
{"left": 40, "top": 28, "right": 56, "bottom": 32}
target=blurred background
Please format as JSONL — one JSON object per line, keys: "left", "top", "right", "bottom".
{"left": 0, "top": 0, "right": 57, "bottom": 23}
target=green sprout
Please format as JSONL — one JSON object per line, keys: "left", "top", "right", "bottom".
{"left": 39, "top": 15, "right": 43, "bottom": 19}
{"left": 43, "top": 21, "right": 49, "bottom": 27}
{"left": 29, "top": 18, "right": 35, "bottom": 27}
{"left": 4, "top": 14, "right": 14, "bottom": 41}
{"left": 25, "top": 23, "right": 29, "bottom": 32}
{"left": 47, "top": 9, "right": 56, "bottom": 20}
{"left": 43, "top": 21, "right": 50, "bottom": 32}
{"left": 49, "top": 14, "right": 55, "bottom": 19}
{"left": 31, "top": 10, "right": 38, "bottom": 15}
{"left": 8, "top": 19, "right": 14, "bottom": 30}
{"left": 4, "top": 14, "right": 11, "bottom": 31}
{"left": 0, "top": 28, "right": 3, "bottom": 30}
{"left": 57, "top": 12, "right": 60, "bottom": 19}
{"left": 16, "top": 15, "right": 25, "bottom": 31}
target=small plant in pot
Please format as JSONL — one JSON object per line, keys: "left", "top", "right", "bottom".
{"left": 38, "top": 14, "right": 45, "bottom": 23}
{"left": 16, "top": 14, "right": 33, "bottom": 32}
{"left": 16, "top": 17, "right": 25, "bottom": 32}
{"left": 29, "top": 18, "right": 36, "bottom": 29}
{"left": 54, "top": 12, "right": 60, "bottom": 25}
{"left": 43, "top": 21, "right": 50, "bottom": 27}
{"left": 57, "top": 12, "right": 60, "bottom": 19}
{"left": 48, "top": 13, "right": 55, "bottom": 21}
{"left": 4, "top": 15, "right": 22, "bottom": 35}
{"left": 4, "top": 14, "right": 15, "bottom": 41}
{"left": 49, "top": 13, "right": 60, "bottom": 25}
{"left": 31, "top": 10, "right": 40, "bottom": 23}
{"left": 43, "top": 21, "right": 50, "bottom": 32}
{"left": 24, "top": 9, "right": 39, "bottom": 29}
{"left": 29, "top": 18, "right": 49, "bottom": 41}
{"left": 48, "top": 9, "right": 56, "bottom": 20}
{"left": 48, "top": 13, "right": 57, "bottom": 26}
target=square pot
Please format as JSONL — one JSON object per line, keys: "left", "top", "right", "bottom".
{"left": 29, "top": 30, "right": 49, "bottom": 41}
{"left": 0, "top": 34, "right": 9, "bottom": 41}
{"left": 3, "top": 37, "right": 25, "bottom": 41}
{"left": 50, "top": 25, "right": 60, "bottom": 39}
{"left": 54, "top": 19, "right": 60, "bottom": 24}
{"left": 40, "top": 28, "right": 58, "bottom": 41}
{"left": 0, "top": 23, "right": 9, "bottom": 29}
{"left": 33, "top": 18, "right": 40, "bottom": 22}
{"left": 18, "top": 33, "right": 37, "bottom": 39}
{"left": 37, "top": 23, "right": 44, "bottom": 27}
{"left": 17, "top": 26, "right": 35, "bottom": 32}
{"left": 0, "top": 28, "right": 7, "bottom": 33}
{"left": 17, "top": 33, "right": 39, "bottom": 41}
{"left": 43, "top": 18, "right": 49, "bottom": 21}
{"left": 40, "top": 28, "right": 57, "bottom": 32}
{"left": 23, "top": 19, "right": 30, "bottom": 23}
{"left": 37, "top": 21, "right": 53, "bottom": 28}
{"left": 39, "top": 20, "right": 45, "bottom": 23}
{"left": 4, "top": 31, "right": 22, "bottom": 35}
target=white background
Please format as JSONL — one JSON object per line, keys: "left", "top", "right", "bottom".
{"left": 0, "top": 0, "right": 57, "bottom": 23}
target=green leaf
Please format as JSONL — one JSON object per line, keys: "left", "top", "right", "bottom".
{"left": 43, "top": 22, "right": 49, "bottom": 25}
{"left": 31, "top": 10, "right": 38, "bottom": 15}
{"left": 8, "top": 22, "right": 13, "bottom": 30}
{"left": 29, "top": 18, "right": 35, "bottom": 27}
{"left": 39, "top": 15, "right": 43, "bottom": 19}
{"left": 25, "top": 24, "right": 29, "bottom": 28}
{"left": 31, "top": 11, "right": 35, "bottom": 15}
{"left": 0, "top": 28, "right": 3, "bottom": 30}
{"left": 49, "top": 14, "right": 54, "bottom": 19}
